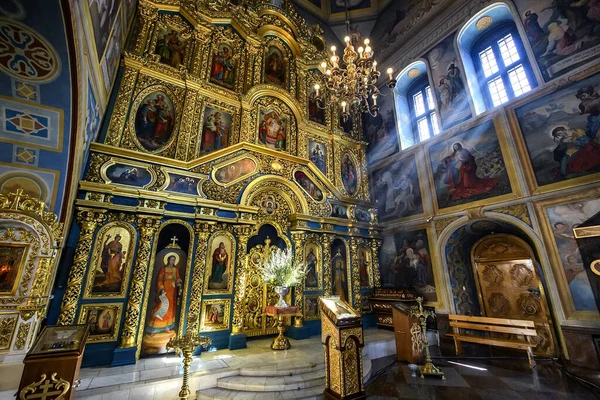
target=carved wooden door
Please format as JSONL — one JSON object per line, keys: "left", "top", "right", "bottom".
{"left": 242, "top": 238, "right": 287, "bottom": 337}
{"left": 472, "top": 235, "right": 556, "bottom": 356}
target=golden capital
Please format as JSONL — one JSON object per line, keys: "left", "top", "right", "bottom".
{"left": 137, "top": 216, "right": 161, "bottom": 236}
{"left": 139, "top": 0, "right": 158, "bottom": 21}
{"left": 76, "top": 209, "right": 106, "bottom": 231}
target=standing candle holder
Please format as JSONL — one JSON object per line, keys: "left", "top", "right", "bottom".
{"left": 409, "top": 297, "right": 445, "bottom": 380}
{"left": 167, "top": 334, "right": 212, "bottom": 399}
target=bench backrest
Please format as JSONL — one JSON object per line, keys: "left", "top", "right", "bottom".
{"left": 448, "top": 314, "right": 537, "bottom": 336}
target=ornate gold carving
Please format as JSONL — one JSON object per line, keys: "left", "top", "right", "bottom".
{"left": 370, "top": 239, "right": 382, "bottom": 288}
{"left": 349, "top": 238, "right": 362, "bottom": 313}
{"left": 292, "top": 231, "right": 305, "bottom": 327}
{"left": 0, "top": 317, "right": 17, "bottom": 350}
{"left": 231, "top": 226, "right": 252, "bottom": 334}
{"left": 14, "top": 322, "right": 30, "bottom": 350}
{"left": 58, "top": 209, "right": 107, "bottom": 325}
{"left": 490, "top": 203, "right": 532, "bottom": 227}
{"left": 19, "top": 373, "right": 70, "bottom": 400}
{"left": 186, "top": 222, "right": 213, "bottom": 334}
{"left": 0, "top": 189, "right": 62, "bottom": 241}
{"left": 119, "top": 216, "right": 161, "bottom": 347}
{"left": 322, "top": 234, "right": 334, "bottom": 296}
{"left": 434, "top": 215, "right": 462, "bottom": 235}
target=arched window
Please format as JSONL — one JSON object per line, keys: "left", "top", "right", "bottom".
{"left": 408, "top": 76, "right": 439, "bottom": 141}
{"left": 393, "top": 61, "right": 440, "bottom": 149}
{"left": 472, "top": 23, "right": 534, "bottom": 108}
{"left": 458, "top": 3, "right": 540, "bottom": 114}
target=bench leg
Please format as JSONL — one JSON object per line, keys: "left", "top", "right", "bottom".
{"left": 454, "top": 339, "right": 463, "bottom": 355}
{"left": 527, "top": 347, "right": 536, "bottom": 369}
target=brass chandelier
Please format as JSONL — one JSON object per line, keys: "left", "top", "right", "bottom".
{"left": 314, "top": 0, "right": 397, "bottom": 121}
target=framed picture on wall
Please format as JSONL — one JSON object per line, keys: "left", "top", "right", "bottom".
{"left": 78, "top": 303, "right": 122, "bottom": 343}
{"left": 200, "top": 299, "right": 231, "bottom": 332}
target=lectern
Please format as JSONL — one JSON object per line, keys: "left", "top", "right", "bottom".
{"left": 18, "top": 324, "right": 89, "bottom": 400}
{"left": 319, "top": 296, "right": 365, "bottom": 400}
{"left": 391, "top": 302, "right": 424, "bottom": 364}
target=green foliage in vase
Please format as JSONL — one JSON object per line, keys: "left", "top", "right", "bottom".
{"left": 257, "top": 248, "right": 306, "bottom": 287}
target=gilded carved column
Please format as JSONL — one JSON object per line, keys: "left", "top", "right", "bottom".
{"left": 120, "top": 216, "right": 161, "bottom": 348}
{"left": 186, "top": 222, "right": 213, "bottom": 335}
{"left": 133, "top": 1, "right": 158, "bottom": 55}
{"left": 350, "top": 238, "right": 362, "bottom": 314}
{"left": 322, "top": 234, "right": 334, "bottom": 296}
{"left": 231, "top": 226, "right": 252, "bottom": 334}
{"left": 57, "top": 209, "right": 106, "bottom": 325}
{"left": 292, "top": 231, "right": 305, "bottom": 327}
{"left": 370, "top": 239, "right": 382, "bottom": 288}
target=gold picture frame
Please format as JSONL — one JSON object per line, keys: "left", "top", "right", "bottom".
{"left": 78, "top": 303, "right": 122, "bottom": 343}
{"left": 203, "top": 230, "right": 236, "bottom": 295}
{"left": 304, "top": 295, "right": 321, "bottom": 321}
{"left": 199, "top": 299, "right": 231, "bottom": 332}
{"left": 304, "top": 240, "right": 322, "bottom": 291}
{"left": 0, "top": 243, "right": 28, "bottom": 296}
{"left": 83, "top": 222, "right": 136, "bottom": 299}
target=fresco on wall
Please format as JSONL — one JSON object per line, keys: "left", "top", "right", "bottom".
{"left": 201, "top": 107, "right": 231, "bottom": 155}
{"left": 88, "top": 0, "right": 121, "bottom": 60}
{"left": 259, "top": 110, "right": 286, "bottom": 150}
{"left": 294, "top": 171, "right": 324, "bottom": 201}
{"left": 330, "top": 0, "right": 370, "bottom": 13}
{"left": 372, "top": 153, "right": 423, "bottom": 221}
{"left": 445, "top": 227, "right": 481, "bottom": 316}
{"left": 354, "top": 207, "right": 371, "bottom": 223}
{"left": 214, "top": 158, "right": 257, "bottom": 184}
{"left": 155, "top": 29, "right": 187, "bottom": 68}
{"left": 428, "top": 120, "right": 511, "bottom": 209}
{"left": 515, "top": 72, "right": 600, "bottom": 187}
{"left": 331, "top": 240, "right": 348, "bottom": 302}
{"left": 341, "top": 154, "right": 358, "bottom": 195}
{"left": 264, "top": 46, "right": 286, "bottom": 86}
{"left": 380, "top": 229, "right": 436, "bottom": 302}
{"left": 105, "top": 163, "right": 152, "bottom": 187}
{"left": 102, "top": 11, "right": 122, "bottom": 93}
{"left": 210, "top": 44, "right": 236, "bottom": 89}
{"left": 308, "top": 140, "right": 327, "bottom": 174}
{"left": 546, "top": 198, "right": 600, "bottom": 311}
{"left": 370, "top": 1, "right": 418, "bottom": 57}
{"left": 515, "top": 0, "right": 600, "bottom": 81}
{"left": 134, "top": 91, "right": 175, "bottom": 151}
{"left": 425, "top": 33, "right": 471, "bottom": 129}
{"left": 363, "top": 92, "right": 399, "bottom": 166}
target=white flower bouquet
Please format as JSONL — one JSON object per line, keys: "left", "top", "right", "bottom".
{"left": 257, "top": 247, "right": 306, "bottom": 287}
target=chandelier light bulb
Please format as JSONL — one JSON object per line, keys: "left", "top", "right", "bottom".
{"left": 331, "top": 45, "right": 336, "bottom": 53}
{"left": 341, "top": 101, "right": 347, "bottom": 112}
{"left": 387, "top": 67, "right": 394, "bottom": 80}
{"left": 344, "top": 36, "right": 350, "bottom": 42}
{"left": 364, "top": 38, "right": 370, "bottom": 45}
{"left": 321, "top": 61, "right": 327, "bottom": 69}
{"left": 373, "top": 60, "right": 378, "bottom": 71}
{"left": 326, "top": 69, "right": 331, "bottom": 76}
{"left": 365, "top": 46, "right": 372, "bottom": 54}
{"left": 372, "top": 94, "right": 377, "bottom": 105}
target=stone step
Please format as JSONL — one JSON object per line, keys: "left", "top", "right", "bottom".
{"left": 217, "top": 371, "right": 325, "bottom": 392}
{"left": 196, "top": 386, "right": 324, "bottom": 400}
{"left": 239, "top": 362, "right": 324, "bottom": 377}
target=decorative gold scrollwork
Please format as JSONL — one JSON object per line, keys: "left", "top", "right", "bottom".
{"left": 19, "top": 373, "right": 70, "bottom": 400}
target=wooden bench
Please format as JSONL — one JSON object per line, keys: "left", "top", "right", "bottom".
{"left": 447, "top": 314, "right": 538, "bottom": 368}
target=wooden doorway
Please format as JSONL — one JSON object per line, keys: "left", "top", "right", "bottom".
{"left": 471, "top": 234, "right": 556, "bottom": 356}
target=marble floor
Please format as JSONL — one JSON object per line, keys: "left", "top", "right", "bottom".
{"left": 366, "top": 356, "right": 599, "bottom": 399}
{"left": 0, "top": 329, "right": 394, "bottom": 400}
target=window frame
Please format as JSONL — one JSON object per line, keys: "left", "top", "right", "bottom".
{"left": 471, "top": 22, "right": 536, "bottom": 109}
{"left": 407, "top": 76, "right": 439, "bottom": 143}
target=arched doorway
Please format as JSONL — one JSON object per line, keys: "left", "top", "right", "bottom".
{"left": 471, "top": 234, "right": 556, "bottom": 356}
{"left": 240, "top": 223, "right": 292, "bottom": 338}
{"left": 443, "top": 219, "right": 558, "bottom": 357}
